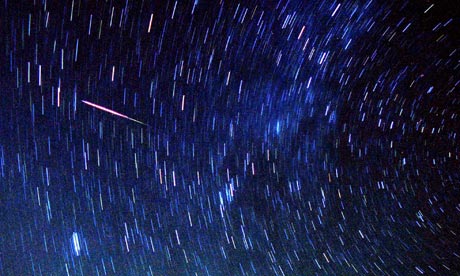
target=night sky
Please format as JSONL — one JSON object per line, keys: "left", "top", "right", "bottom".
{"left": 0, "top": 0, "right": 458, "bottom": 275}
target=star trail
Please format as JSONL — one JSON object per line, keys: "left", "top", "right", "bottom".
{"left": 0, "top": 0, "right": 458, "bottom": 275}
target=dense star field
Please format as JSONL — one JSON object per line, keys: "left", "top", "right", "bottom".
{"left": 0, "top": 0, "right": 458, "bottom": 275}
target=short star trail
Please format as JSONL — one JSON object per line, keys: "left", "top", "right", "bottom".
{"left": 0, "top": 0, "right": 458, "bottom": 275}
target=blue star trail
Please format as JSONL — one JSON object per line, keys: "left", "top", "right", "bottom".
{"left": 0, "top": 0, "right": 458, "bottom": 275}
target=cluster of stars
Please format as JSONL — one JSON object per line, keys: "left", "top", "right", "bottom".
{"left": 0, "top": 0, "right": 457, "bottom": 275}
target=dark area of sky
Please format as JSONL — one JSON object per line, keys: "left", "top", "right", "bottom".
{"left": 0, "top": 0, "right": 458, "bottom": 275}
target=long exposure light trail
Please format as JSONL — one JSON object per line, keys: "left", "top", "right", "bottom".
{"left": 82, "top": 100, "right": 147, "bottom": 125}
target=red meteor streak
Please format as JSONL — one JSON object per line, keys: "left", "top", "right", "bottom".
{"left": 82, "top": 100, "right": 147, "bottom": 126}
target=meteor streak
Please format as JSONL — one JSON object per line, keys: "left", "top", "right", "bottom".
{"left": 82, "top": 100, "right": 147, "bottom": 126}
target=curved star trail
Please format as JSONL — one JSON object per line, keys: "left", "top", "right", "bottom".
{"left": 0, "top": 0, "right": 458, "bottom": 275}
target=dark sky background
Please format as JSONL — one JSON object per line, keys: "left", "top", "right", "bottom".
{"left": 0, "top": 0, "right": 458, "bottom": 275}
